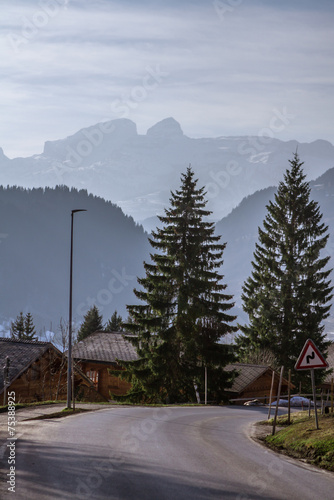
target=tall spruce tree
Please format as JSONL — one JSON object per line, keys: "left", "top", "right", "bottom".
{"left": 237, "top": 153, "right": 333, "bottom": 386}
{"left": 105, "top": 310, "right": 123, "bottom": 332}
{"left": 24, "top": 312, "right": 36, "bottom": 340}
{"left": 119, "top": 167, "right": 237, "bottom": 403}
{"left": 77, "top": 305, "right": 103, "bottom": 342}
{"left": 11, "top": 312, "right": 36, "bottom": 340}
{"left": 10, "top": 312, "right": 25, "bottom": 340}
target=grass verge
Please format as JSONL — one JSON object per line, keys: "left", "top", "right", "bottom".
{"left": 262, "top": 411, "right": 334, "bottom": 472}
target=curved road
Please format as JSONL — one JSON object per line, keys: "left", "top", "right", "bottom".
{"left": 6, "top": 406, "right": 334, "bottom": 499}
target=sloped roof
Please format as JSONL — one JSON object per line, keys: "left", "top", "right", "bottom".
{"left": 224, "top": 363, "right": 293, "bottom": 394}
{"left": 0, "top": 337, "right": 54, "bottom": 391}
{"left": 323, "top": 343, "right": 334, "bottom": 384}
{"left": 0, "top": 337, "right": 98, "bottom": 397}
{"left": 71, "top": 331, "right": 138, "bottom": 364}
{"left": 224, "top": 363, "right": 269, "bottom": 394}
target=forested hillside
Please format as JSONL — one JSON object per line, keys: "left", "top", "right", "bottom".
{"left": 1, "top": 166, "right": 333, "bottom": 339}
{"left": 0, "top": 186, "right": 150, "bottom": 334}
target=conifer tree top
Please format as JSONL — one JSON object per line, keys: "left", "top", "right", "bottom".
{"left": 237, "top": 153, "right": 332, "bottom": 388}
{"left": 121, "top": 166, "right": 237, "bottom": 403}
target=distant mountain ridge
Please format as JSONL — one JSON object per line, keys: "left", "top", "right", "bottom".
{"left": 0, "top": 118, "right": 333, "bottom": 223}
{"left": 0, "top": 167, "right": 333, "bottom": 338}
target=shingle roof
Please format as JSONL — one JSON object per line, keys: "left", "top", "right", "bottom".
{"left": 0, "top": 337, "right": 53, "bottom": 391}
{"left": 71, "top": 331, "right": 138, "bottom": 364}
{"left": 225, "top": 363, "right": 294, "bottom": 394}
{"left": 224, "top": 363, "right": 269, "bottom": 393}
{"left": 323, "top": 343, "right": 334, "bottom": 384}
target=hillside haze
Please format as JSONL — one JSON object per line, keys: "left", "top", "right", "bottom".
{"left": 1, "top": 120, "right": 333, "bottom": 338}
{"left": 0, "top": 186, "right": 150, "bottom": 336}
{"left": 0, "top": 168, "right": 333, "bottom": 339}
{"left": 0, "top": 118, "right": 333, "bottom": 225}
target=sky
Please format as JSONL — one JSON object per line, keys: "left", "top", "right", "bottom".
{"left": 1, "top": 0, "right": 334, "bottom": 158}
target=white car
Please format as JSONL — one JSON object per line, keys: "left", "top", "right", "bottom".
{"left": 289, "top": 396, "right": 313, "bottom": 407}
{"left": 243, "top": 399, "right": 263, "bottom": 406}
{"left": 270, "top": 399, "right": 288, "bottom": 407}
{"left": 271, "top": 396, "right": 314, "bottom": 407}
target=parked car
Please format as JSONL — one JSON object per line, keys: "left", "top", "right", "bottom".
{"left": 289, "top": 396, "right": 314, "bottom": 407}
{"left": 270, "top": 399, "right": 288, "bottom": 407}
{"left": 271, "top": 396, "right": 314, "bottom": 407}
{"left": 244, "top": 399, "right": 263, "bottom": 406}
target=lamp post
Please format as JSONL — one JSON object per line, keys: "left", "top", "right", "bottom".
{"left": 67, "top": 209, "right": 86, "bottom": 409}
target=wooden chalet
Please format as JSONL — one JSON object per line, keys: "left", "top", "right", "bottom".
{"left": 319, "top": 342, "right": 334, "bottom": 391}
{"left": 71, "top": 331, "right": 138, "bottom": 400}
{"left": 224, "top": 363, "right": 294, "bottom": 404}
{"left": 0, "top": 337, "right": 103, "bottom": 404}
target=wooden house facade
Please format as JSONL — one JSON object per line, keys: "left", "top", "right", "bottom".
{"left": 319, "top": 343, "right": 334, "bottom": 391}
{"left": 71, "top": 331, "right": 138, "bottom": 400}
{"left": 224, "top": 363, "right": 294, "bottom": 403}
{"left": 0, "top": 338, "right": 103, "bottom": 404}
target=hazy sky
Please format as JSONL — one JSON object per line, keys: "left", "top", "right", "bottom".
{"left": 1, "top": 0, "right": 334, "bottom": 158}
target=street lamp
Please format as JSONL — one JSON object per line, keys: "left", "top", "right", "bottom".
{"left": 67, "top": 209, "right": 87, "bottom": 409}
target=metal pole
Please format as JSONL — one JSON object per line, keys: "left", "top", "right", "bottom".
{"left": 311, "top": 369, "right": 319, "bottom": 430}
{"left": 67, "top": 212, "right": 74, "bottom": 409}
{"left": 205, "top": 366, "right": 207, "bottom": 405}
{"left": 67, "top": 209, "right": 86, "bottom": 409}
{"left": 72, "top": 349, "right": 75, "bottom": 411}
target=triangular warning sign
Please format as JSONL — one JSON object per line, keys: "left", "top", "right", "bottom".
{"left": 295, "top": 339, "right": 328, "bottom": 371}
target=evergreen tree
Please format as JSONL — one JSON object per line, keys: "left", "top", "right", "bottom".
{"left": 105, "top": 310, "right": 123, "bottom": 332}
{"left": 77, "top": 305, "right": 103, "bottom": 342}
{"left": 10, "top": 312, "right": 26, "bottom": 339}
{"left": 11, "top": 312, "right": 37, "bottom": 340}
{"left": 237, "top": 153, "right": 333, "bottom": 386}
{"left": 24, "top": 312, "right": 37, "bottom": 340}
{"left": 119, "top": 167, "right": 237, "bottom": 403}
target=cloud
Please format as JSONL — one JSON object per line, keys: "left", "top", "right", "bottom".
{"left": 0, "top": 0, "right": 333, "bottom": 157}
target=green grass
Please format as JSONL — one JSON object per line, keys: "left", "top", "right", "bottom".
{"left": 264, "top": 412, "right": 334, "bottom": 471}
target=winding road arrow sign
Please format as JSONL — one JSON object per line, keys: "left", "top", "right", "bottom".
{"left": 295, "top": 339, "right": 328, "bottom": 370}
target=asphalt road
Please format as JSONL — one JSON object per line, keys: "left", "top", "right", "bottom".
{"left": 2, "top": 405, "right": 334, "bottom": 499}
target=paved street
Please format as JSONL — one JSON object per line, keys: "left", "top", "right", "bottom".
{"left": 1, "top": 405, "right": 334, "bottom": 499}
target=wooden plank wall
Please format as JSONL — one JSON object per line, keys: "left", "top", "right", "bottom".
{"left": 6, "top": 349, "right": 101, "bottom": 404}
{"left": 80, "top": 361, "right": 132, "bottom": 400}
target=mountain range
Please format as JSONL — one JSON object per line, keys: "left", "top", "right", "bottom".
{"left": 0, "top": 168, "right": 333, "bottom": 340}
{"left": 1, "top": 118, "right": 333, "bottom": 227}
{"left": 0, "top": 119, "right": 333, "bottom": 340}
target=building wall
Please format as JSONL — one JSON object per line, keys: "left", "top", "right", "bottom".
{"left": 79, "top": 361, "right": 132, "bottom": 400}
{"left": 5, "top": 349, "right": 102, "bottom": 404}
{"left": 230, "top": 371, "right": 291, "bottom": 404}
{"left": 6, "top": 349, "right": 67, "bottom": 403}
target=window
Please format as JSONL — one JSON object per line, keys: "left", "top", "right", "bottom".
{"left": 86, "top": 370, "right": 99, "bottom": 389}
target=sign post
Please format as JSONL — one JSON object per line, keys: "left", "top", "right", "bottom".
{"left": 295, "top": 339, "right": 328, "bottom": 430}
{"left": 310, "top": 369, "right": 319, "bottom": 429}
